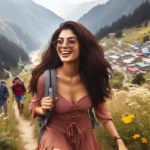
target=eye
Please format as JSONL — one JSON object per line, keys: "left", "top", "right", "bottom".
{"left": 57, "top": 39, "right": 63, "bottom": 44}
{"left": 68, "top": 39, "right": 76, "bottom": 44}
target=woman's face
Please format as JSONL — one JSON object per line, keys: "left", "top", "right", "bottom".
{"left": 54, "top": 29, "right": 80, "bottom": 63}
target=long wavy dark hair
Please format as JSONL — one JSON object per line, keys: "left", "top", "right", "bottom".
{"left": 29, "top": 21, "right": 112, "bottom": 105}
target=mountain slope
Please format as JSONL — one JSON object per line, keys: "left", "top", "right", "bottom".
{"left": 0, "top": 34, "right": 29, "bottom": 78}
{"left": 78, "top": 0, "right": 149, "bottom": 33}
{"left": 0, "top": 17, "right": 39, "bottom": 51}
{"left": 0, "top": 0, "right": 64, "bottom": 49}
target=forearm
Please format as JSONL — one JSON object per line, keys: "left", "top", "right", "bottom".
{"left": 103, "top": 120, "right": 125, "bottom": 145}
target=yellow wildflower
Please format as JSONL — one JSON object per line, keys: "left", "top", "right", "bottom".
{"left": 132, "top": 134, "right": 140, "bottom": 139}
{"left": 121, "top": 113, "right": 135, "bottom": 124}
{"left": 141, "top": 138, "right": 147, "bottom": 144}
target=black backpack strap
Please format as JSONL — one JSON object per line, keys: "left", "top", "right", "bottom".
{"left": 38, "top": 69, "right": 56, "bottom": 145}
{"left": 44, "top": 69, "right": 51, "bottom": 97}
{"left": 50, "top": 69, "right": 56, "bottom": 101}
{"left": 89, "top": 107, "right": 99, "bottom": 129}
{"left": 44, "top": 69, "right": 56, "bottom": 124}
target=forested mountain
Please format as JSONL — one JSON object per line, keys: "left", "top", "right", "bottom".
{"left": 0, "top": 34, "right": 29, "bottom": 78}
{"left": 78, "top": 0, "right": 149, "bottom": 34}
{"left": 0, "top": 17, "right": 39, "bottom": 52}
{"left": 0, "top": 0, "right": 64, "bottom": 51}
{"left": 95, "top": 1, "right": 150, "bottom": 40}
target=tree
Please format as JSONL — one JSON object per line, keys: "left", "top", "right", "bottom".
{"left": 143, "top": 35, "right": 149, "bottom": 43}
{"left": 132, "top": 74, "right": 145, "bottom": 85}
{"left": 115, "top": 30, "right": 123, "bottom": 38}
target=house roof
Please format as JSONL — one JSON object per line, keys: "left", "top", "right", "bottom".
{"left": 109, "top": 55, "right": 119, "bottom": 59}
{"left": 127, "top": 67, "right": 139, "bottom": 72}
{"left": 142, "top": 58, "right": 150, "bottom": 63}
{"left": 123, "top": 58, "right": 135, "bottom": 64}
{"left": 136, "top": 62, "right": 150, "bottom": 67}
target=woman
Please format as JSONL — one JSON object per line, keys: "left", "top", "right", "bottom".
{"left": 29, "top": 21, "right": 127, "bottom": 150}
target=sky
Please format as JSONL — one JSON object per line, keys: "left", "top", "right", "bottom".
{"left": 33, "top": 0, "right": 104, "bottom": 19}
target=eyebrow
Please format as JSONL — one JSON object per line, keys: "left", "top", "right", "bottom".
{"left": 58, "top": 37, "right": 77, "bottom": 40}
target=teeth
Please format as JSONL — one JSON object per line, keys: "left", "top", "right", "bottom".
{"left": 62, "top": 52, "right": 71, "bottom": 54}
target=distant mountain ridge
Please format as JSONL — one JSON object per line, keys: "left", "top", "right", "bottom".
{"left": 0, "top": 0, "right": 64, "bottom": 50}
{"left": 78, "top": 0, "right": 149, "bottom": 34}
{"left": 63, "top": 0, "right": 109, "bottom": 21}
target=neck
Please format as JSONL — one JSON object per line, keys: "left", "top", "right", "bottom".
{"left": 58, "top": 61, "right": 79, "bottom": 78}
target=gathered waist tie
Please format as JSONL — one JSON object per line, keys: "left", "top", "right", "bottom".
{"left": 66, "top": 122, "right": 81, "bottom": 144}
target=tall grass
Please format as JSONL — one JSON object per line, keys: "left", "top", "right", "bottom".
{"left": 95, "top": 87, "right": 150, "bottom": 150}
{"left": 0, "top": 86, "right": 24, "bottom": 150}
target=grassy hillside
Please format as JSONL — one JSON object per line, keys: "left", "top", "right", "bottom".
{"left": 99, "top": 21, "right": 150, "bottom": 45}
{"left": 122, "top": 21, "right": 150, "bottom": 43}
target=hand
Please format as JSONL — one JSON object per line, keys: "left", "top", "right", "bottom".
{"left": 41, "top": 96, "right": 54, "bottom": 113}
{"left": 7, "top": 98, "right": 10, "bottom": 103}
{"left": 117, "top": 139, "right": 128, "bottom": 150}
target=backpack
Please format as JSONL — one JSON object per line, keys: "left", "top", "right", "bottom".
{"left": 0, "top": 84, "right": 8, "bottom": 102}
{"left": 12, "top": 77, "right": 23, "bottom": 84}
{"left": 37, "top": 69, "right": 99, "bottom": 145}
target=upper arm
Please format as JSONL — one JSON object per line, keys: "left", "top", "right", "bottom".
{"left": 29, "top": 74, "right": 45, "bottom": 117}
{"left": 22, "top": 84, "right": 26, "bottom": 92}
{"left": 94, "top": 102, "right": 113, "bottom": 124}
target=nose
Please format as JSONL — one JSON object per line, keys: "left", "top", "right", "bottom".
{"left": 62, "top": 40, "right": 67, "bottom": 47}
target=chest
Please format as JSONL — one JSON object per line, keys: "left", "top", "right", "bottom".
{"left": 56, "top": 76, "right": 88, "bottom": 103}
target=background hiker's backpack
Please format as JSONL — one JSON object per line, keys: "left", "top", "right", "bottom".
{"left": 37, "top": 69, "right": 99, "bottom": 145}
{"left": 12, "top": 77, "right": 23, "bottom": 84}
{"left": 0, "top": 82, "right": 8, "bottom": 102}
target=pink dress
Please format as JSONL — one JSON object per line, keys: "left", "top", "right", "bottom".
{"left": 29, "top": 74, "right": 112, "bottom": 150}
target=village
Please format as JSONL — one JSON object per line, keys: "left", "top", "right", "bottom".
{"left": 102, "top": 34, "right": 150, "bottom": 79}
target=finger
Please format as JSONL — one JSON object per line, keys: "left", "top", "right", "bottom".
{"left": 42, "top": 106, "right": 51, "bottom": 110}
{"left": 41, "top": 98, "right": 53, "bottom": 103}
{"left": 41, "top": 102, "right": 53, "bottom": 107}
{"left": 44, "top": 96, "right": 53, "bottom": 100}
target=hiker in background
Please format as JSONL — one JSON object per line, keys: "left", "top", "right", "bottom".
{"left": 0, "top": 79, "right": 10, "bottom": 118}
{"left": 12, "top": 77, "right": 26, "bottom": 116}
{"left": 29, "top": 21, "right": 128, "bottom": 150}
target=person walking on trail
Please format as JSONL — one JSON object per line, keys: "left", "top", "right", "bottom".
{"left": 29, "top": 21, "right": 128, "bottom": 150}
{"left": 12, "top": 77, "right": 26, "bottom": 116}
{"left": 0, "top": 79, "right": 10, "bottom": 118}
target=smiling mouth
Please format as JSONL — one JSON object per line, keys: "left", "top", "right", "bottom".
{"left": 61, "top": 51, "right": 72, "bottom": 54}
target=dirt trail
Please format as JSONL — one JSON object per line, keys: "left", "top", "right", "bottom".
{"left": 13, "top": 103, "right": 37, "bottom": 150}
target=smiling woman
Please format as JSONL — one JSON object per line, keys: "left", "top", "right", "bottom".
{"left": 29, "top": 21, "right": 128, "bottom": 150}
